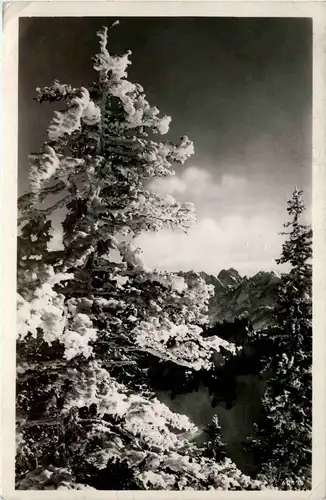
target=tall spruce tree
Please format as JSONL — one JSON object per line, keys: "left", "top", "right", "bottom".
{"left": 247, "top": 187, "right": 312, "bottom": 489}
{"left": 16, "top": 26, "right": 263, "bottom": 490}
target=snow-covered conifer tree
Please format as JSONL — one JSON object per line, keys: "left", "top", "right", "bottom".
{"left": 247, "top": 188, "right": 312, "bottom": 489}
{"left": 16, "top": 26, "right": 263, "bottom": 490}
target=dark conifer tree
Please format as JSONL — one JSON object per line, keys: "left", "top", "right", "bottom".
{"left": 204, "top": 415, "right": 228, "bottom": 462}
{"left": 247, "top": 188, "right": 312, "bottom": 489}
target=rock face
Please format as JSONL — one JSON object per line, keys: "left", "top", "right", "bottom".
{"left": 194, "top": 269, "right": 280, "bottom": 331}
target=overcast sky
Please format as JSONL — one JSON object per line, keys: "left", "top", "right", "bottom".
{"left": 19, "top": 17, "right": 312, "bottom": 276}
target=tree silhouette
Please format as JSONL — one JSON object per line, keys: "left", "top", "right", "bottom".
{"left": 247, "top": 188, "right": 312, "bottom": 489}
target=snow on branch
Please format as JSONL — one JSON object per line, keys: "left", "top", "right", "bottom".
{"left": 48, "top": 87, "right": 100, "bottom": 141}
{"left": 29, "top": 145, "right": 60, "bottom": 194}
{"left": 133, "top": 318, "right": 236, "bottom": 370}
{"left": 94, "top": 26, "right": 132, "bottom": 81}
{"left": 35, "top": 80, "right": 79, "bottom": 103}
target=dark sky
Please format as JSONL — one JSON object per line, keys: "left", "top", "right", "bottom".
{"left": 18, "top": 17, "right": 312, "bottom": 274}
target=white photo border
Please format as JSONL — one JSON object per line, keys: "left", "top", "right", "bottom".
{"left": 1, "top": 2, "right": 325, "bottom": 499}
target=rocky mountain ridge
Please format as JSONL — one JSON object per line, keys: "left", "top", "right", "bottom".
{"left": 182, "top": 268, "right": 281, "bottom": 331}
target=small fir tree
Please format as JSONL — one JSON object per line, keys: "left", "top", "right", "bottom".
{"left": 16, "top": 26, "right": 262, "bottom": 491}
{"left": 203, "top": 415, "right": 228, "bottom": 463}
{"left": 247, "top": 188, "right": 312, "bottom": 489}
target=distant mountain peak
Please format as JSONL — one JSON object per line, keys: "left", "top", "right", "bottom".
{"left": 218, "top": 268, "right": 242, "bottom": 278}
{"left": 217, "top": 268, "right": 242, "bottom": 287}
{"left": 198, "top": 268, "right": 280, "bottom": 331}
{"left": 251, "top": 270, "right": 280, "bottom": 285}
{"left": 179, "top": 267, "right": 280, "bottom": 331}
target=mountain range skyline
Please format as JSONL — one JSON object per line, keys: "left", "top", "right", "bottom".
{"left": 182, "top": 267, "right": 280, "bottom": 330}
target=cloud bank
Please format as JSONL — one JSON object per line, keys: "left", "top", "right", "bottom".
{"left": 135, "top": 166, "right": 289, "bottom": 276}
{"left": 46, "top": 166, "right": 303, "bottom": 276}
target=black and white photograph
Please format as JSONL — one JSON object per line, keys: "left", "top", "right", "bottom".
{"left": 2, "top": 5, "right": 322, "bottom": 493}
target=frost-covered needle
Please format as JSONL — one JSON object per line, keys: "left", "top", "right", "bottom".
{"left": 110, "top": 20, "right": 120, "bottom": 29}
